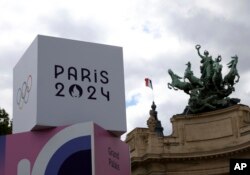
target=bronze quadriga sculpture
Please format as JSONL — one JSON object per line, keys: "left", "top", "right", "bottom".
{"left": 168, "top": 45, "right": 240, "bottom": 114}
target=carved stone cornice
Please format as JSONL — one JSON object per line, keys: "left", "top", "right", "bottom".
{"left": 131, "top": 140, "right": 250, "bottom": 164}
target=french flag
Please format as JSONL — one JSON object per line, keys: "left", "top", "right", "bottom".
{"left": 145, "top": 78, "right": 153, "bottom": 89}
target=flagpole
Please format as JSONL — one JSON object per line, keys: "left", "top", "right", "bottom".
{"left": 152, "top": 88, "right": 155, "bottom": 103}
{"left": 145, "top": 78, "right": 155, "bottom": 103}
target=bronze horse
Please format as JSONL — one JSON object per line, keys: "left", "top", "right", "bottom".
{"left": 168, "top": 69, "right": 192, "bottom": 94}
{"left": 224, "top": 55, "right": 240, "bottom": 87}
{"left": 184, "top": 62, "right": 203, "bottom": 88}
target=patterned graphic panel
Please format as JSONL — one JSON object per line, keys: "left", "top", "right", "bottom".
{"left": 94, "top": 124, "right": 130, "bottom": 175}
{"left": 0, "top": 122, "right": 130, "bottom": 175}
{"left": 45, "top": 136, "right": 91, "bottom": 175}
{"left": 3, "top": 123, "right": 93, "bottom": 175}
{"left": 0, "top": 136, "right": 6, "bottom": 175}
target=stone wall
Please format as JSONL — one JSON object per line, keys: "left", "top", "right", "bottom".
{"left": 126, "top": 104, "right": 250, "bottom": 175}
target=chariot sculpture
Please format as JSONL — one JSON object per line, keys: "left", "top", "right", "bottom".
{"left": 168, "top": 45, "right": 240, "bottom": 114}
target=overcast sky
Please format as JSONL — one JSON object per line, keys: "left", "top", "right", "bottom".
{"left": 1, "top": 0, "right": 250, "bottom": 137}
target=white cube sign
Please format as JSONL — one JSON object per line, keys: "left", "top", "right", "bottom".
{"left": 13, "top": 35, "right": 126, "bottom": 135}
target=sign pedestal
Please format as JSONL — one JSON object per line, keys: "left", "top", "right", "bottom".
{"left": 0, "top": 122, "right": 130, "bottom": 175}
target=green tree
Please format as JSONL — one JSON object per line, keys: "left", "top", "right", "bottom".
{"left": 0, "top": 108, "right": 12, "bottom": 135}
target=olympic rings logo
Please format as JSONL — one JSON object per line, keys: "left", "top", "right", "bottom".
{"left": 16, "top": 75, "right": 32, "bottom": 109}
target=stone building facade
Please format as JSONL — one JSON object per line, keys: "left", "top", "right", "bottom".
{"left": 126, "top": 103, "right": 250, "bottom": 175}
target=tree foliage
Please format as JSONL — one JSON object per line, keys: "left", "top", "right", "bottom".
{"left": 0, "top": 108, "right": 12, "bottom": 135}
